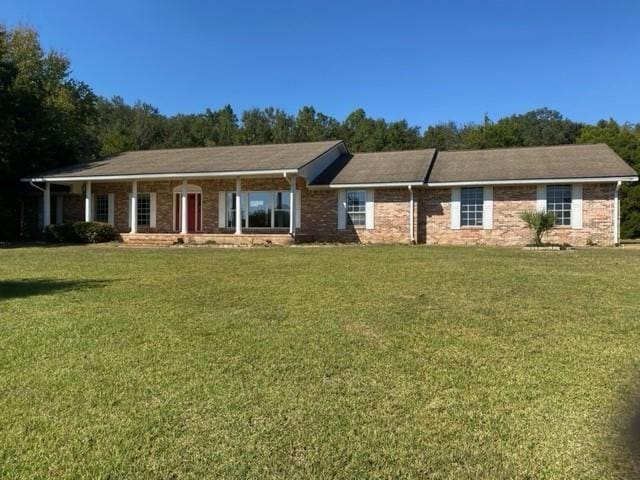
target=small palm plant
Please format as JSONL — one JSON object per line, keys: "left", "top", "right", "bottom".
{"left": 519, "top": 210, "right": 556, "bottom": 246}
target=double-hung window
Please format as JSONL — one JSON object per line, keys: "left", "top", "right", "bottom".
{"left": 461, "top": 187, "right": 483, "bottom": 227}
{"left": 346, "top": 190, "right": 366, "bottom": 227}
{"left": 546, "top": 185, "right": 571, "bottom": 226}
{"left": 274, "top": 192, "right": 290, "bottom": 228}
{"left": 94, "top": 194, "right": 109, "bottom": 223}
{"left": 137, "top": 193, "right": 151, "bottom": 227}
{"left": 226, "top": 191, "right": 291, "bottom": 228}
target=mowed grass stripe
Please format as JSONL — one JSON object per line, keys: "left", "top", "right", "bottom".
{"left": 0, "top": 245, "right": 639, "bottom": 479}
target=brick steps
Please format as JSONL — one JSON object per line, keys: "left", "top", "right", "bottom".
{"left": 118, "top": 233, "right": 302, "bottom": 247}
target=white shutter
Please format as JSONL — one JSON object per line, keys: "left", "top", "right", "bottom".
{"left": 365, "top": 189, "right": 375, "bottom": 229}
{"left": 218, "top": 191, "right": 226, "bottom": 228}
{"left": 91, "top": 194, "right": 95, "bottom": 221}
{"left": 483, "top": 186, "right": 493, "bottom": 230}
{"left": 451, "top": 188, "right": 461, "bottom": 229}
{"left": 537, "top": 185, "right": 547, "bottom": 211}
{"left": 337, "top": 190, "right": 346, "bottom": 230}
{"left": 295, "top": 190, "right": 301, "bottom": 229}
{"left": 107, "top": 193, "right": 115, "bottom": 225}
{"left": 571, "top": 184, "right": 583, "bottom": 229}
{"left": 150, "top": 193, "right": 157, "bottom": 228}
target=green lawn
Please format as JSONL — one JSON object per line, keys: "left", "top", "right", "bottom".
{"left": 1, "top": 244, "right": 639, "bottom": 479}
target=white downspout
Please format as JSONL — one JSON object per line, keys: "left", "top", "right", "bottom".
{"left": 408, "top": 186, "right": 414, "bottom": 244}
{"left": 614, "top": 180, "right": 621, "bottom": 246}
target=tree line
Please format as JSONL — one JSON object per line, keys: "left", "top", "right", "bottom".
{"left": 1, "top": 25, "right": 639, "bottom": 239}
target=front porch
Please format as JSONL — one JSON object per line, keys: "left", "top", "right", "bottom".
{"left": 119, "top": 232, "right": 309, "bottom": 247}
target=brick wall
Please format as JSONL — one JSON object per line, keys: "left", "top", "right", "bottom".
{"left": 63, "top": 180, "right": 617, "bottom": 246}
{"left": 299, "top": 188, "right": 414, "bottom": 243}
{"left": 90, "top": 178, "right": 300, "bottom": 234}
{"left": 419, "top": 183, "right": 616, "bottom": 246}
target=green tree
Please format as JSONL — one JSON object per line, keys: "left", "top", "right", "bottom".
{"left": 0, "top": 25, "right": 99, "bottom": 239}
{"left": 577, "top": 119, "right": 640, "bottom": 237}
{"left": 241, "top": 108, "right": 274, "bottom": 145}
{"left": 206, "top": 104, "right": 239, "bottom": 146}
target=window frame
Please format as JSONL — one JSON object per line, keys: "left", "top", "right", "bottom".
{"left": 137, "top": 192, "right": 151, "bottom": 227}
{"left": 94, "top": 194, "right": 109, "bottom": 223}
{"left": 546, "top": 184, "right": 572, "bottom": 226}
{"left": 346, "top": 190, "right": 367, "bottom": 228}
{"left": 226, "top": 191, "right": 291, "bottom": 229}
{"left": 460, "top": 186, "right": 484, "bottom": 227}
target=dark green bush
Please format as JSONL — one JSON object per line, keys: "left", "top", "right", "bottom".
{"left": 72, "top": 221, "right": 116, "bottom": 243}
{"left": 43, "top": 223, "right": 80, "bottom": 243}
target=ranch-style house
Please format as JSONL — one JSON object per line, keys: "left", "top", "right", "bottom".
{"left": 23, "top": 141, "right": 638, "bottom": 246}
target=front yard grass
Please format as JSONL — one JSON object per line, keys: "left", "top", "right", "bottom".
{"left": 1, "top": 244, "right": 639, "bottom": 479}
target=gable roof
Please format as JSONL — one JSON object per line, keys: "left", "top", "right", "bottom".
{"left": 29, "top": 141, "right": 343, "bottom": 181}
{"left": 428, "top": 144, "right": 638, "bottom": 185}
{"left": 309, "top": 149, "right": 436, "bottom": 186}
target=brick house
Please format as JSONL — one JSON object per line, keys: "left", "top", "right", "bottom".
{"left": 23, "top": 141, "right": 638, "bottom": 246}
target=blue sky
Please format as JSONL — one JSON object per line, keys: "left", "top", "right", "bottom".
{"left": 4, "top": 0, "right": 640, "bottom": 127}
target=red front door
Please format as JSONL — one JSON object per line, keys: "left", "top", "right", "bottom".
{"left": 175, "top": 192, "right": 201, "bottom": 232}
{"left": 187, "top": 193, "right": 196, "bottom": 232}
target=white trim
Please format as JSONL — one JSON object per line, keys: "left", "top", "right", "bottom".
{"left": 130, "top": 181, "right": 137, "bottom": 233}
{"left": 365, "top": 189, "right": 375, "bottom": 229}
{"left": 235, "top": 178, "right": 242, "bottom": 234}
{"left": 483, "top": 186, "right": 493, "bottom": 230}
{"left": 84, "top": 181, "right": 91, "bottom": 222}
{"left": 428, "top": 176, "right": 638, "bottom": 187}
{"left": 295, "top": 190, "right": 301, "bottom": 229}
{"left": 289, "top": 176, "right": 296, "bottom": 235}
{"left": 450, "top": 187, "right": 461, "bottom": 229}
{"left": 150, "top": 192, "right": 157, "bottom": 228}
{"left": 298, "top": 143, "right": 345, "bottom": 184}
{"left": 309, "top": 181, "right": 424, "bottom": 190}
{"left": 408, "top": 186, "right": 414, "bottom": 243}
{"left": 181, "top": 180, "right": 188, "bottom": 234}
{"left": 337, "top": 190, "right": 346, "bottom": 230}
{"left": 571, "top": 184, "right": 583, "bottom": 229}
{"left": 218, "top": 191, "right": 226, "bottom": 228}
{"left": 536, "top": 185, "right": 547, "bottom": 212}
{"left": 24, "top": 169, "right": 299, "bottom": 183}
{"left": 614, "top": 181, "right": 621, "bottom": 245}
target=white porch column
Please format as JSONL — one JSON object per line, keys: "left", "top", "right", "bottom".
{"left": 289, "top": 175, "right": 296, "bottom": 236}
{"left": 130, "top": 181, "right": 138, "bottom": 234}
{"left": 43, "top": 182, "right": 51, "bottom": 228}
{"left": 84, "top": 181, "right": 92, "bottom": 222}
{"left": 181, "top": 179, "right": 188, "bottom": 234}
{"left": 408, "top": 186, "right": 414, "bottom": 243}
{"left": 614, "top": 180, "right": 621, "bottom": 245}
{"left": 235, "top": 177, "right": 242, "bottom": 234}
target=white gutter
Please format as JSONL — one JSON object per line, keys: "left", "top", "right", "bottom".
{"left": 614, "top": 180, "right": 622, "bottom": 245}
{"left": 308, "top": 181, "right": 424, "bottom": 190}
{"left": 28, "top": 180, "right": 45, "bottom": 192}
{"left": 408, "top": 185, "right": 415, "bottom": 243}
{"left": 427, "top": 176, "right": 638, "bottom": 187}
{"left": 22, "top": 168, "right": 299, "bottom": 183}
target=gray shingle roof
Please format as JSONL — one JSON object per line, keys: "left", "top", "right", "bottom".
{"left": 429, "top": 144, "right": 638, "bottom": 184}
{"left": 310, "top": 149, "right": 436, "bottom": 185}
{"left": 35, "top": 141, "right": 343, "bottom": 179}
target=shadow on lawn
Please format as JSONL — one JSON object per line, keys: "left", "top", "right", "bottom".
{"left": 0, "top": 278, "right": 109, "bottom": 300}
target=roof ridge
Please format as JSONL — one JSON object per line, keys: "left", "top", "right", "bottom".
{"left": 440, "top": 143, "right": 607, "bottom": 155}
{"left": 115, "top": 140, "right": 342, "bottom": 156}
